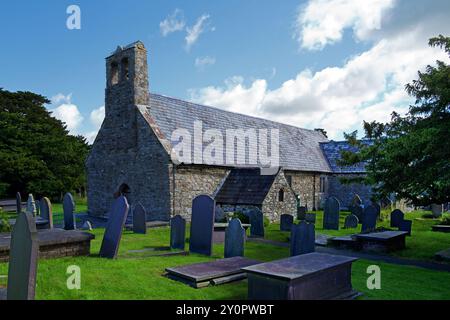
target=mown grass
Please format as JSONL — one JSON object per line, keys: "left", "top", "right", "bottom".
{"left": 265, "top": 210, "right": 450, "bottom": 262}
{"left": 0, "top": 224, "right": 449, "bottom": 300}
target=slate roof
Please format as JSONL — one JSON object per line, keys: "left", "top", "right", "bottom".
{"left": 214, "top": 168, "right": 277, "bottom": 205}
{"left": 139, "top": 93, "right": 332, "bottom": 173}
{"left": 320, "top": 141, "right": 368, "bottom": 174}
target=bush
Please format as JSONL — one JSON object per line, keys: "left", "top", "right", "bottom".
{"left": 263, "top": 216, "right": 270, "bottom": 227}
{"left": 440, "top": 214, "right": 450, "bottom": 226}
{"left": 232, "top": 211, "right": 250, "bottom": 224}
{"left": 0, "top": 210, "right": 12, "bottom": 233}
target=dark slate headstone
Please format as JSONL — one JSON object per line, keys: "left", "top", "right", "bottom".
{"left": 170, "top": 215, "right": 186, "bottom": 250}
{"left": 352, "top": 194, "right": 362, "bottom": 207}
{"left": 63, "top": 192, "right": 76, "bottom": 230}
{"left": 248, "top": 208, "right": 264, "bottom": 238}
{"left": 35, "top": 200, "right": 40, "bottom": 216}
{"left": 361, "top": 205, "right": 378, "bottom": 233}
{"left": 280, "top": 214, "right": 294, "bottom": 231}
{"left": 99, "top": 196, "right": 130, "bottom": 259}
{"left": 224, "top": 218, "right": 245, "bottom": 258}
{"left": 189, "top": 195, "right": 215, "bottom": 256}
{"left": 373, "top": 203, "right": 382, "bottom": 221}
{"left": 305, "top": 213, "right": 316, "bottom": 224}
{"left": 132, "top": 203, "right": 147, "bottom": 234}
{"left": 297, "top": 206, "right": 307, "bottom": 221}
{"left": 26, "top": 194, "right": 36, "bottom": 217}
{"left": 390, "top": 209, "right": 404, "bottom": 228}
{"left": 344, "top": 214, "right": 359, "bottom": 229}
{"left": 399, "top": 219, "right": 412, "bottom": 236}
{"left": 290, "top": 221, "right": 315, "bottom": 256}
{"left": 7, "top": 212, "right": 38, "bottom": 300}
{"left": 39, "top": 197, "right": 53, "bottom": 229}
{"left": 323, "top": 197, "right": 340, "bottom": 230}
{"left": 351, "top": 205, "right": 364, "bottom": 222}
{"left": 16, "top": 192, "right": 22, "bottom": 214}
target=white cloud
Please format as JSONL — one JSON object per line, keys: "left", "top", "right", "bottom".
{"left": 160, "top": 9, "right": 185, "bottom": 37}
{"left": 190, "top": 0, "right": 450, "bottom": 139}
{"left": 90, "top": 105, "right": 105, "bottom": 128}
{"left": 295, "top": 0, "right": 396, "bottom": 50}
{"left": 185, "top": 14, "right": 210, "bottom": 50}
{"left": 195, "top": 56, "right": 216, "bottom": 69}
{"left": 51, "top": 93, "right": 72, "bottom": 105}
{"left": 50, "top": 103, "right": 84, "bottom": 135}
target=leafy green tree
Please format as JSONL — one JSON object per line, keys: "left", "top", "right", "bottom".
{"left": 340, "top": 35, "right": 450, "bottom": 206}
{"left": 0, "top": 89, "right": 89, "bottom": 200}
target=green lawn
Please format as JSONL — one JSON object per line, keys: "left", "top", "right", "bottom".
{"left": 266, "top": 210, "right": 450, "bottom": 262}
{"left": 0, "top": 224, "right": 449, "bottom": 300}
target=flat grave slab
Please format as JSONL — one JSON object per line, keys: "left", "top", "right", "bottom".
{"left": 353, "top": 231, "right": 408, "bottom": 253}
{"left": 242, "top": 253, "right": 359, "bottom": 300}
{"left": 165, "top": 256, "right": 260, "bottom": 288}
{"left": 0, "top": 229, "right": 95, "bottom": 262}
{"left": 435, "top": 248, "right": 450, "bottom": 262}
{"left": 432, "top": 225, "right": 450, "bottom": 233}
{"left": 124, "top": 220, "right": 169, "bottom": 231}
{"left": 315, "top": 234, "right": 334, "bottom": 247}
{"left": 329, "top": 236, "right": 359, "bottom": 250}
{"left": 213, "top": 223, "right": 251, "bottom": 243}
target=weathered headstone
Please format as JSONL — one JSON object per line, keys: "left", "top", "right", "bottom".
{"left": 26, "top": 194, "right": 36, "bottom": 217}
{"left": 189, "top": 195, "right": 215, "bottom": 256}
{"left": 344, "top": 214, "right": 359, "bottom": 229}
{"left": 39, "top": 197, "right": 53, "bottom": 229}
{"left": 81, "top": 220, "right": 93, "bottom": 231}
{"left": 170, "top": 215, "right": 186, "bottom": 250}
{"left": 63, "top": 192, "right": 76, "bottom": 230}
{"left": 16, "top": 192, "right": 22, "bottom": 214}
{"left": 361, "top": 205, "right": 378, "bottom": 233}
{"left": 351, "top": 205, "right": 363, "bottom": 222}
{"left": 290, "top": 221, "right": 315, "bottom": 256}
{"left": 297, "top": 206, "right": 307, "bottom": 221}
{"left": 35, "top": 200, "right": 40, "bottom": 216}
{"left": 431, "top": 204, "right": 443, "bottom": 218}
{"left": 323, "top": 197, "right": 340, "bottom": 230}
{"left": 99, "top": 196, "right": 129, "bottom": 259}
{"left": 390, "top": 209, "right": 404, "bottom": 228}
{"left": 7, "top": 212, "right": 38, "bottom": 300}
{"left": 373, "top": 203, "right": 382, "bottom": 221}
{"left": 132, "top": 203, "right": 146, "bottom": 234}
{"left": 224, "top": 218, "right": 245, "bottom": 258}
{"left": 280, "top": 214, "right": 294, "bottom": 231}
{"left": 215, "top": 205, "right": 226, "bottom": 222}
{"left": 399, "top": 219, "right": 412, "bottom": 236}
{"left": 352, "top": 194, "right": 363, "bottom": 207}
{"left": 248, "top": 208, "right": 264, "bottom": 238}
{"left": 305, "top": 213, "right": 316, "bottom": 224}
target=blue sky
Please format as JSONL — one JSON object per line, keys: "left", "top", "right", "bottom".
{"left": 1, "top": 0, "right": 449, "bottom": 142}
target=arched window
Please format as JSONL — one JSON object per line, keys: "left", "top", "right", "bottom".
{"left": 121, "top": 58, "right": 129, "bottom": 81}
{"left": 114, "top": 183, "right": 130, "bottom": 199}
{"left": 110, "top": 62, "right": 119, "bottom": 85}
{"left": 278, "top": 189, "right": 284, "bottom": 202}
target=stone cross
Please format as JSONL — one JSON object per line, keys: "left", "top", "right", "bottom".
{"left": 224, "top": 218, "right": 245, "bottom": 258}
{"left": 290, "top": 221, "right": 315, "bottom": 256}
{"left": 189, "top": 195, "right": 215, "bottom": 256}
{"left": 132, "top": 203, "right": 146, "bottom": 234}
{"left": 361, "top": 205, "right": 378, "bottom": 233}
{"left": 26, "top": 194, "right": 36, "bottom": 217}
{"left": 99, "top": 196, "right": 129, "bottom": 259}
{"left": 63, "top": 192, "right": 76, "bottom": 230}
{"left": 248, "top": 208, "right": 264, "bottom": 238}
{"left": 7, "top": 212, "right": 38, "bottom": 300}
{"left": 344, "top": 214, "right": 359, "bottom": 229}
{"left": 323, "top": 197, "right": 340, "bottom": 230}
{"left": 16, "top": 192, "right": 22, "bottom": 214}
{"left": 280, "top": 214, "right": 294, "bottom": 231}
{"left": 170, "top": 215, "right": 186, "bottom": 250}
{"left": 390, "top": 209, "right": 404, "bottom": 228}
{"left": 39, "top": 197, "right": 53, "bottom": 229}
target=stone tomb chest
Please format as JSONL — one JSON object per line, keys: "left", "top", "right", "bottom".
{"left": 353, "top": 231, "right": 408, "bottom": 253}
{"left": 242, "top": 253, "right": 358, "bottom": 300}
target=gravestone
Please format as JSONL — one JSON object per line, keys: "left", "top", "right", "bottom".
{"left": 215, "top": 205, "right": 226, "bottom": 222}
{"left": 248, "top": 208, "right": 264, "bottom": 238}
{"left": 399, "top": 219, "right": 412, "bottom": 236}
{"left": 290, "top": 221, "right": 315, "bottom": 256}
{"left": 35, "top": 200, "right": 40, "bottom": 216}
{"left": 39, "top": 197, "right": 53, "bottom": 229}
{"left": 81, "top": 221, "right": 93, "bottom": 231}
{"left": 16, "top": 192, "right": 21, "bottom": 214}
{"left": 305, "top": 213, "right": 316, "bottom": 224}
{"left": 297, "top": 206, "right": 306, "bottom": 221}
{"left": 26, "top": 194, "right": 36, "bottom": 216}
{"left": 224, "top": 218, "right": 245, "bottom": 258}
{"left": 170, "top": 215, "right": 186, "bottom": 250}
{"left": 189, "top": 195, "right": 215, "bottom": 256}
{"left": 344, "top": 214, "right": 359, "bottom": 229}
{"left": 132, "top": 203, "right": 147, "bottom": 234}
{"left": 323, "top": 197, "right": 340, "bottom": 230}
{"left": 63, "top": 192, "right": 76, "bottom": 230}
{"left": 7, "top": 212, "right": 38, "bottom": 300}
{"left": 352, "top": 194, "right": 362, "bottom": 207}
{"left": 280, "top": 214, "right": 294, "bottom": 231}
{"left": 99, "top": 196, "right": 130, "bottom": 259}
{"left": 431, "top": 204, "right": 443, "bottom": 218}
{"left": 390, "top": 209, "right": 404, "bottom": 228}
{"left": 351, "top": 205, "right": 364, "bottom": 222}
{"left": 373, "top": 203, "right": 382, "bottom": 221}
{"left": 361, "top": 205, "right": 378, "bottom": 233}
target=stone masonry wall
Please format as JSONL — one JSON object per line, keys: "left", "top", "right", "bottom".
{"left": 327, "top": 174, "right": 372, "bottom": 209}
{"left": 262, "top": 170, "right": 297, "bottom": 222}
{"left": 284, "top": 170, "right": 324, "bottom": 210}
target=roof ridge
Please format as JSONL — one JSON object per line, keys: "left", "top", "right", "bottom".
{"left": 149, "top": 92, "right": 328, "bottom": 139}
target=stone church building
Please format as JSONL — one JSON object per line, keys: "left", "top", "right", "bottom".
{"left": 86, "top": 41, "right": 372, "bottom": 222}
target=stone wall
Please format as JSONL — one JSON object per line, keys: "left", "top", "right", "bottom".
{"left": 262, "top": 170, "right": 297, "bottom": 222}
{"left": 327, "top": 174, "right": 372, "bottom": 209}
{"left": 284, "top": 170, "right": 324, "bottom": 210}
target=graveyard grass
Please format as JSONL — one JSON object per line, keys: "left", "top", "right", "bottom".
{"left": 0, "top": 219, "right": 450, "bottom": 299}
